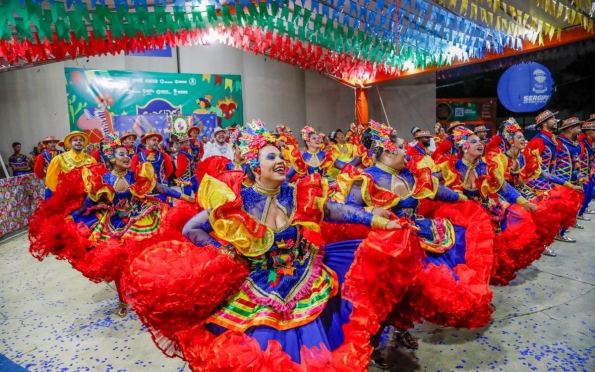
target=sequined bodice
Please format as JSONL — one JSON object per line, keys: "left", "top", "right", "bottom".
{"left": 302, "top": 150, "right": 327, "bottom": 175}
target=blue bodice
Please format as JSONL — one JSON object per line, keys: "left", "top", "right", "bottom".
{"left": 301, "top": 150, "right": 328, "bottom": 175}
{"left": 555, "top": 135, "right": 583, "bottom": 183}
{"left": 139, "top": 150, "right": 167, "bottom": 184}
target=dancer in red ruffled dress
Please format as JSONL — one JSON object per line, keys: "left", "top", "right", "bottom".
{"left": 436, "top": 126, "right": 541, "bottom": 286}
{"left": 121, "top": 120, "right": 423, "bottom": 371}
{"left": 497, "top": 118, "right": 580, "bottom": 266}
{"left": 29, "top": 134, "right": 193, "bottom": 316}
{"left": 325, "top": 121, "right": 495, "bottom": 368}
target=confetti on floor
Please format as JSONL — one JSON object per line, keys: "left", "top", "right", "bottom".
{"left": 1, "top": 215, "right": 594, "bottom": 372}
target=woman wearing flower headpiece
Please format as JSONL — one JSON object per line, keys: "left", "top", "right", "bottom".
{"left": 329, "top": 120, "right": 495, "bottom": 364}
{"left": 120, "top": 119, "right": 424, "bottom": 371}
{"left": 30, "top": 133, "right": 194, "bottom": 317}
{"left": 496, "top": 118, "right": 580, "bottom": 261}
{"left": 285, "top": 126, "right": 360, "bottom": 182}
{"left": 326, "top": 128, "right": 373, "bottom": 178}
{"left": 441, "top": 126, "right": 543, "bottom": 286}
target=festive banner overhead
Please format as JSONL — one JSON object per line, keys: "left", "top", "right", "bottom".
{"left": 0, "top": 0, "right": 593, "bottom": 84}
{"left": 65, "top": 68, "right": 242, "bottom": 143}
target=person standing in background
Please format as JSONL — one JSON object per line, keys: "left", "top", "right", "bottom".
{"left": 8, "top": 142, "right": 31, "bottom": 177}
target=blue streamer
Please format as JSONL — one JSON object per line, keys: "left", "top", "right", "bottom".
{"left": 430, "top": 5, "right": 438, "bottom": 21}
{"left": 311, "top": 0, "right": 319, "bottom": 12}
{"left": 398, "top": 8, "right": 406, "bottom": 23}
{"left": 360, "top": 5, "right": 367, "bottom": 20}
{"left": 342, "top": 13, "right": 351, "bottom": 26}
{"left": 438, "top": 9, "right": 446, "bottom": 24}
{"left": 369, "top": 11, "right": 376, "bottom": 26}
{"left": 333, "top": 8, "right": 340, "bottom": 22}
{"left": 365, "top": 22, "right": 371, "bottom": 33}
{"left": 354, "top": 19, "right": 360, "bottom": 29}
{"left": 379, "top": 14, "right": 386, "bottom": 28}
{"left": 415, "top": 16, "right": 423, "bottom": 30}
{"left": 322, "top": 4, "right": 330, "bottom": 18}
{"left": 375, "top": 0, "right": 384, "bottom": 12}
{"left": 403, "top": 0, "right": 412, "bottom": 8}
{"left": 132, "top": 0, "right": 146, "bottom": 10}
{"left": 420, "top": 1, "right": 429, "bottom": 17}
{"left": 387, "top": 3, "right": 395, "bottom": 17}
{"left": 337, "top": 0, "right": 345, "bottom": 11}
{"left": 349, "top": 0, "right": 358, "bottom": 16}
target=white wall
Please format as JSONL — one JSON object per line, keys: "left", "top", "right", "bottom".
{"left": 369, "top": 73, "right": 437, "bottom": 142}
{"left": 304, "top": 71, "right": 357, "bottom": 136}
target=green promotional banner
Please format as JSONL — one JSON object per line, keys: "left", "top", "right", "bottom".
{"left": 65, "top": 68, "right": 243, "bottom": 143}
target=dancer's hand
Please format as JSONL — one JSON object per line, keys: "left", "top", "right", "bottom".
{"left": 572, "top": 185, "right": 584, "bottom": 193}
{"left": 372, "top": 207, "right": 392, "bottom": 219}
{"left": 523, "top": 202, "right": 538, "bottom": 212}
{"left": 386, "top": 220, "right": 403, "bottom": 230}
{"left": 181, "top": 194, "right": 195, "bottom": 203}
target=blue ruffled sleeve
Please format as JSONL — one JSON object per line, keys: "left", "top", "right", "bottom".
{"left": 434, "top": 184, "right": 461, "bottom": 203}
{"left": 183, "top": 210, "right": 222, "bottom": 248}
{"left": 154, "top": 183, "right": 182, "bottom": 199}
{"left": 323, "top": 200, "right": 374, "bottom": 227}
{"left": 498, "top": 180, "right": 525, "bottom": 204}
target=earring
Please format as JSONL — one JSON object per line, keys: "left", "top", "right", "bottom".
{"left": 253, "top": 166, "right": 261, "bottom": 174}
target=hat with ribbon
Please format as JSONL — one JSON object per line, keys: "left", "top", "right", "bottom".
{"left": 211, "top": 126, "right": 226, "bottom": 139}
{"left": 63, "top": 131, "right": 90, "bottom": 148}
{"left": 446, "top": 121, "right": 465, "bottom": 133}
{"left": 414, "top": 130, "right": 433, "bottom": 139}
{"left": 535, "top": 110, "right": 559, "bottom": 126}
{"left": 42, "top": 135, "right": 59, "bottom": 144}
{"left": 559, "top": 117, "right": 584, "bottom": 132}
{"left": 474, "top": 125, "right": 488, "bottom": 133}
{"left": 140, "top": 130, "right": 164, "bottom": 144}
{"left": 119, "top": 131, "right": 138, "bottom": 141}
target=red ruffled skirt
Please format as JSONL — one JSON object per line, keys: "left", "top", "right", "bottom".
{"left": 121, "top": 229, "right": 423, "bottom": 371}
{"left": 404, "top": 201, "right": 495, "bottom": 329}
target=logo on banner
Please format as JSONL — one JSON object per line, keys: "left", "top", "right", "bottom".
{"left": 136, "top": 99, "right": 182, "bottom": 116}
{"left": 189, "top": 78, "right": 197, "bottom": 86}
{"left": 497, "top": 62, "right": 554, "bottom": 113}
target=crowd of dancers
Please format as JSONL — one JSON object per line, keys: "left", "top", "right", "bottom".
{"left": 27, "top": 108, "right": 593, "bottom": 371}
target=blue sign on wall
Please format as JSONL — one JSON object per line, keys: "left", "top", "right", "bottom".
{"left": 497, "top": 62, "right": 554, "bottom": 113}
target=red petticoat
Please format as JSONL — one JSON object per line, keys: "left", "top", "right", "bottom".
{"left": 405, "top": 201, "right": 495, "bottom": 329}
{"left": 28, "top": 168, "right": 87, "bottom": 262}
{"left": 121, "top": 229, "right": 423, "bottom": 372}
{"left": 490, "top": 204, "right": 537, "bottom": 286}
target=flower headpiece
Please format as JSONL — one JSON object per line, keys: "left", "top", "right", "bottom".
{"left": 276, "top": 125, "right": 287, "bottom": 134}
{"left": 229, "top": 127, "right": 240, "bottom": 144}
{"left": 501, "top": 118, "right": 522, "bottom": 145}
{"left": 301, "top": 126, "right": 316, "bottom": 141}
{"left": 100, "top": 133, "right": 122, "bottom": 164}
{"left": 369, "top": 120, "right": 398, "bottom": 153}
{"left": 452, "top": 126, "right": 474, "bottom": 150}
{"left": 238, "top": 119, "right": 277, "bottom": 170}
{"left": 434, "top": 122, "right": 442, "bottom": 133}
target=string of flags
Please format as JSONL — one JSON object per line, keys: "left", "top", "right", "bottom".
{"left": 0, "top": 0, "right": 593, "bottom": 84}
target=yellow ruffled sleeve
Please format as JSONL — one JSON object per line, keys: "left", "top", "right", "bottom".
{"left": 199, "top": 174, "right": 274, "bottom": 257}
{"left": 44, "top": 155, "right": 62, "bottom": 192}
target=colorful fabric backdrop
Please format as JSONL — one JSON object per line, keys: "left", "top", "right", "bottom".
{"left": 0, "top": 174, "right": 44, "bottom": 237}
{"left": 65, "top": 68, "right": 243, "bottom": 143}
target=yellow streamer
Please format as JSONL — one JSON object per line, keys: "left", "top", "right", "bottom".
{"left": 471, "top": 3, "right": 478, "bottom": 19}
{"left": 556, "top": 2, "right": 564, "bottom": 18}
{"left": 461, "top": 0, "right": 469, "bottom": 15}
